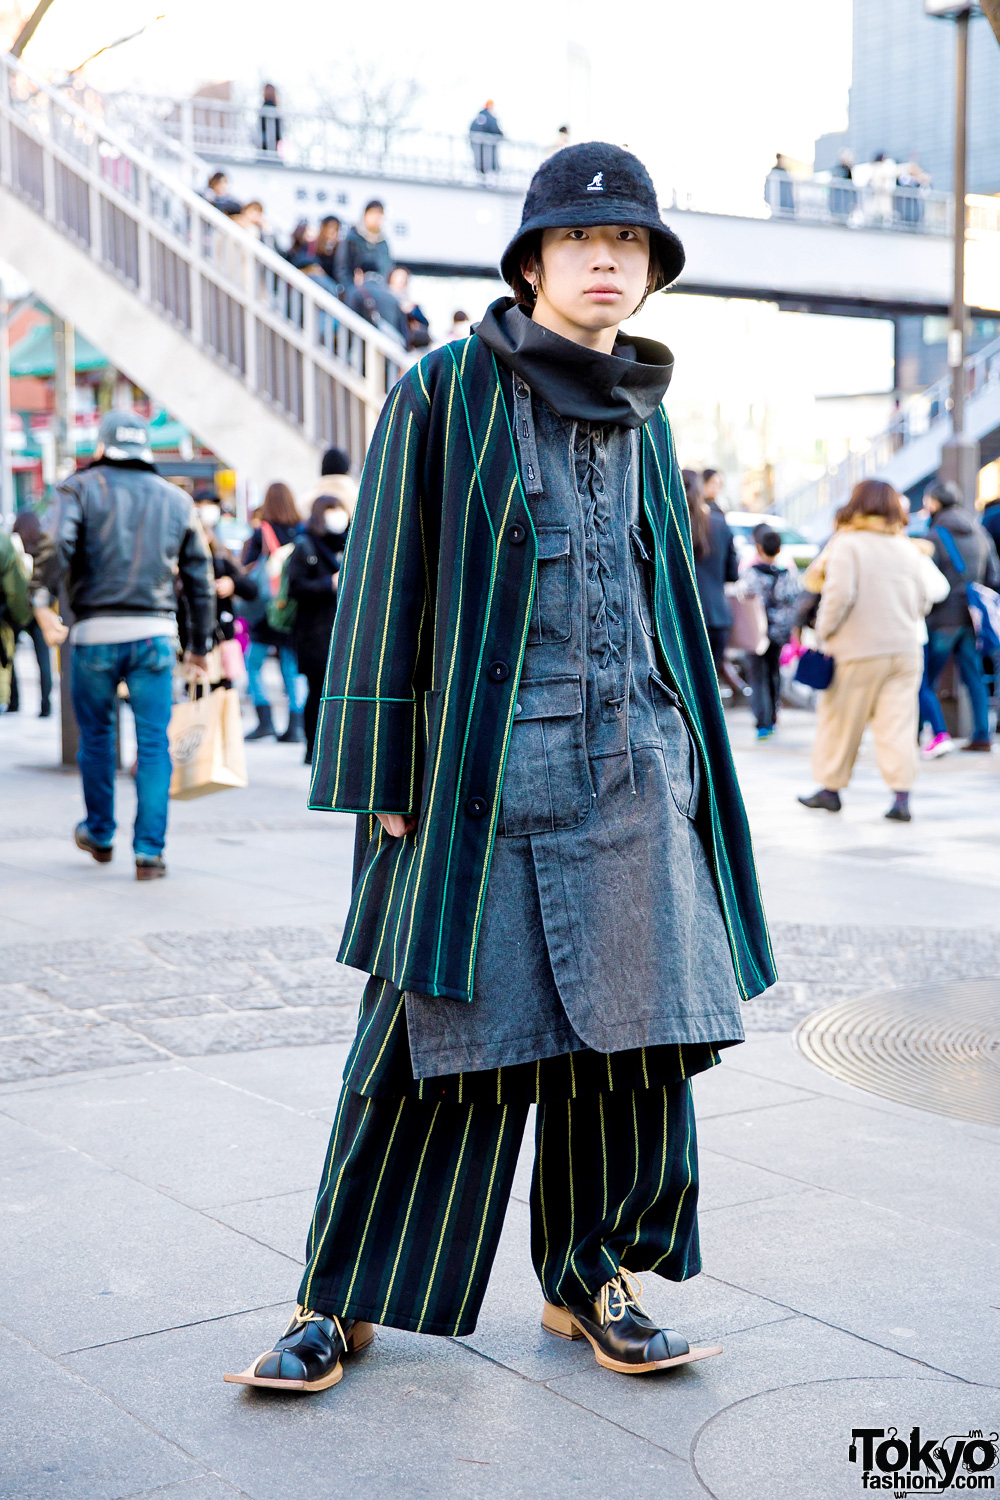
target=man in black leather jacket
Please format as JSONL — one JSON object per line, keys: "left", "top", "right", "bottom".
{"left": 49, "top": 410, "right": 214, "bottom": 879}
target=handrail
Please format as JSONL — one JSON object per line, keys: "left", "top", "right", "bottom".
{"left": 87, "top": 88, "right": 546, "bottom": 193}
{"left": 0, "top": 52, "right": 412, "bottom": 464}
{"left": 778, "top": 335, "right": 1000, "bottom": 528}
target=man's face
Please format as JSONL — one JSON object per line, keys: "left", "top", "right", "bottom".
{"left": 535, "top": 225, "right": 651, "bottom": 335}
{"left": 214, "top": 176, "right": 228, "bottom": 195}
{"left": 363, "top": 206, "right": 384, "bottom": 235}
{"left": 703, "top": 474, "right": 722, "bottom": 501}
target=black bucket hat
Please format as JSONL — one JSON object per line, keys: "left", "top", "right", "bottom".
{"left": 500, "top": 142, "right": 685, "bottom": 291}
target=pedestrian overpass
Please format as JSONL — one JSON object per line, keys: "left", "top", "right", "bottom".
{"left": 0, "top": 55, "right": 408, "bottom": 495}
{"left": 4, "top": 57, "right": 1000, "bottom": 496}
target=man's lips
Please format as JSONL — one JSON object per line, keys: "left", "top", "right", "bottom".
{"left": 584, "top": 285, "right": 622, "bottom": 298}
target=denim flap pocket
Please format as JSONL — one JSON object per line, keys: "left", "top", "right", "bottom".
{"left": 529, "top": 526, "right": 572, "bottom": 645}
{"left": 649, "top": 670, "right": 700, "bottom": 819}
{"left": 515, "top": 675, "right": 583, "bottom": 721}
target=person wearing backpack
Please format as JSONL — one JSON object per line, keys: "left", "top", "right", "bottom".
{"left": 285, "top": 493, "right": 350, "bottom": 765}
{"left": 741, "top": 528, "right": 800, "bottom": 739}
{"left": 240, "top": 483, "right": 305, "bottom": 742}
{"left": 922, "top": 481, "right": 1000, "bottom": 754}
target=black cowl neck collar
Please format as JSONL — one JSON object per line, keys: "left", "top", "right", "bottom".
{"left": 473, "top": 297, "right": 673, "bottom": 429}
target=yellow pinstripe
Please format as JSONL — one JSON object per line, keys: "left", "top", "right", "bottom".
{"left": 340, "top": 1098, "right": 407, "bottom": 1308}
{"left": 416, "top": 1106, "right": 475, "bottom": 1329}
{"left": 329, "top": 386, "right": 402, "bottom": 808}
{"left": 626, "top": 1086, "right": 669, "bottom": 1256}
{"left": 341, "top": 821, "right": 388, "bottom": 957}
{"left": 301, "top": 1094, "right": 373, "bottom": 1308}
{"left": 558, "top": 1100, "right": 577, "bottom": 1292}
{"left": 305, "top": 1085, "right": 351, "bottom": 1265}
{"left": 358, "top": 990, "right": 407, "bottom": 1095}
{"left": 379, "top": 1102, "right": 441, "bottom": 1323}
{"left": 368, "top": 412, "right": 414, "bottom": 807}
{"left": 651, "top": 1086, "right": 696, "bottom": 1272}
{"left": 452, "top": 1103, "right": 509, "bottom": 1333}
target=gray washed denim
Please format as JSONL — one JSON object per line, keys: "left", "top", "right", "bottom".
{"left": 405, "top": 387, "right": 744, "bottom": 1078}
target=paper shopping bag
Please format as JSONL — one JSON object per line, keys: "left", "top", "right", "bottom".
{"left": 168, "top": 687, "right": 249, "bottom": 800}
{"left": 728, "top": 594, "right": 770, "bottom": 655}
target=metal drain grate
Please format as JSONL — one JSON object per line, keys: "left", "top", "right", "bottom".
{"left": 796, "top": 978, "right": 1000, "bottom": 1126}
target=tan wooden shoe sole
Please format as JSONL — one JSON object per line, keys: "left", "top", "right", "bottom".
{"left": 223, "top": 1320, "right": 374, "bottom": 1391}
{"left": 541, "top": 1301, "right": 722, "bottom": 1374}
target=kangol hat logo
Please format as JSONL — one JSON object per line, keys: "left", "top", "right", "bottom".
{"left": 585, "top": 172, "right": 604, "bottom": 192}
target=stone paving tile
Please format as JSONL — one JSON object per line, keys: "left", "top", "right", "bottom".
{"left": 545, "top": 1317, "right": 959, "bottom": 1468}
{"left": 1, "top": 1065, "right": 330, "bottom": 1209}
{"left": 136, "top": 1006, "right": 358, "bottom": 1057}
{"left": 692, "top": 1375, "right": 993, "bottom": 1500}
{"left": 211, "top": 1190, "right": 315, "bottom": 1263}
{"left": 0, "top": 984, "right": 61, "bottom": 1020}
{"left": 101, "top": 996, "right": 233, "bottom": 1024}
{"left": 143, "top": 926, "right": 345, "bottom": 966}
{"left": 67, "top": 1308, "right": 704, "bottom": 1500}
{"left": 0, "top": 1324, "right": 201, "bottom": 1500}
{"left": 0, "top": 1023, "right": 165, "bottom": 1083}
{"left": 698, "top": 1186, "right": 998, "bottom": 1385}
{"left": 0, "top": 1124, "right": 296, "bottom": 1353}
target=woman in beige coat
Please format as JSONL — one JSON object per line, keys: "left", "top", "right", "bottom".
{"left": 798, "top": 479, "right": 948, "bottom": 822}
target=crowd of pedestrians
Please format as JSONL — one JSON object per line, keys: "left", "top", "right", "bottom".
{"left": 687, "top": 468, "right": 1000, "bottom": 822}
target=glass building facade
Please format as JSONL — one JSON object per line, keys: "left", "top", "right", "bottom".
{"left": 815, "top": 0, "right": 1000, "bottom": 194}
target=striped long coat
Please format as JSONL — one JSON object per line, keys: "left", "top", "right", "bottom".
{"left": 309, "top": 336, "right": 775, "bottom": 1008}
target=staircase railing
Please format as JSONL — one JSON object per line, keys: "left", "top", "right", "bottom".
{"left": 778, "top": 335, "right": 1000, "bottom": 530}
{"left": 0, "top": 52, "right": 410, "bottom": 465}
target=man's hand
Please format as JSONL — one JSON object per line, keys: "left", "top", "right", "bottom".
{"left": 34, "top": 606, "right": 68, "bottom": 647}
{"left": 184, "top": 651, "right": 211, "bottom": 679}
{"left": 215, "top": 575, "right": 235, "bottom": 599}
{"left": 376, "top": 812, "right": 417, "bottom": 837}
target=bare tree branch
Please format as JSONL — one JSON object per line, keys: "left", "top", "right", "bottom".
{"left": 981, "top": 0, "right": 1000, "bottom": 48}
{"left": 312, "top": 63, "right": 422, "bottom": 159}
{"left": 11, "top": 0, "right": 57, "bottom": 57}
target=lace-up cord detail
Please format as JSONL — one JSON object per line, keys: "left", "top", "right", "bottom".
{"left": 287, "top": 1304, "right": 345, "bottom": 1346}
{"left": 597, "top": 1270, "right": 650, "bottom": 1326}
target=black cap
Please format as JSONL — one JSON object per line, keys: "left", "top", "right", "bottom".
{"left": 501, "top": 142, "right": 685, "bottom": 291}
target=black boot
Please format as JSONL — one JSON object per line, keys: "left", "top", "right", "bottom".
{"left": 223, "top": 1305, "right": 374, "bottom": 1392}
{"left": 885, "top": 791, "right": 911, "bottom": 822}
{"left": 245, "top": 703, "right": 275, "bottom": 741}
{"left": 798, "top": 788, "right": 842, "bottom": 812}
{"left": 542, "top": 1273, "right": 721, "bottom": 1374}
{"left": 277, "top": 710, "right": 304, "bottom": 744}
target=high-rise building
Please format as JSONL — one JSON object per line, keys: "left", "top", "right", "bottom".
{"left": 815, "top": 0, "right": 1000, "bottom": 194}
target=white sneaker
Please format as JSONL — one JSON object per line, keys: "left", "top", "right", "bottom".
{"left": 921, "top": 732, "right": 954, "bottom": 759}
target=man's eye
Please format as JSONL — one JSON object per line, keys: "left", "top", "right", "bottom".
{"left": 568, "top": 229, "right": 588, "bottom": 239}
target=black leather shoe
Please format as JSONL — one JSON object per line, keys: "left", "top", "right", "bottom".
{"left": 74, "top": 823, "right": 113, "bottom": 863}
{"left": 798, "top": 788, "right": 842, "bottom": 812}
{"left": 223, "top": 1305, "right": 374, "bottom": 1392}
{"left": 542, "top": 1273, "right": 721, "bottom": 1374}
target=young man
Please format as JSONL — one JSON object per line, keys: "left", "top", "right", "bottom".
{"left": 50, "top": 410, "right": 214, "bottom": 879}
{"left": 225, "top": 143, "right": 774, "bottom": 1394}
{"left": 742, "top": 528, "right": 800, "bottom": 739}
{"left": 336, "top": 200, "right": 392, "bottom": 285}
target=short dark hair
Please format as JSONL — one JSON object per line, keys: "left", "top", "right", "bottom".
{"left": 758, "top": 528, "right": 782, "bottom": 558}
{"left": 509, "top": 228, "right": 666, "bottom": 313}
{"left": 321, "top": 446, "right": 350, "bottom": 477}
{"left": 208, "top": 171, "right": 227, "bottom": 188}
{"left": 701, "top": 468, "right": 719, "bottom": 483}
{"left": 319, "top": 215, "right": 340, "bottom": 230}
{"left": 842, "top": 478, "right": 906, "bottom": 528}
{"left": 364, "top": 199, "right": 384, "bottom": 214}
{"left": 925, "top": 479, "right": 961, "bottom": 508}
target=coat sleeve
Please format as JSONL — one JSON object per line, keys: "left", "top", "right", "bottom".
{"left": 309, "top": 368, "right": 432, "bottom": 815}
{"left": 0, "top": 537, "right": 32, "bottom": 630}
{"left": 176, "top": 509, "right": 216, "bottom": 657}
{"left": 815, "top": 538, "right": 858, "bottom": 643}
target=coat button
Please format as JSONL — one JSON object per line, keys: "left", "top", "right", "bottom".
{"left": 487, "top": 660, "right": 510, "bottom": 682}
{"left": 514, "top": 702, "right": 522, "bottom": 716}
{"left": 507, "top": 523, "right": 526, "bottom": 545}
{"left": 515, "top": 382, "right": 529, "bottom": 398}
{"left": 465, "top": 796, "right": 488, "bottom": 818}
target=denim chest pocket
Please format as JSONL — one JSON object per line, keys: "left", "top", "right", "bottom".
{"left": 649, "top": 670, "right": 701, "bottom": 819}
{"left": 630, "top": 525, "right": 656, "bottom": 639}
{"left": 528, "top": 526, "right": 572, "bottom": 645}
{"left": 499, "top": 674, "right": 592, "bottom": 837}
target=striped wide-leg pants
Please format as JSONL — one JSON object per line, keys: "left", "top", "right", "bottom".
{"left": 297, "top": 1080, "right": 701, "bottom": 1338}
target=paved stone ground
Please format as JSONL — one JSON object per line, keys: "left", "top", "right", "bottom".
{"left": 0, "top": 646, "right": 997, "bottom": 1499}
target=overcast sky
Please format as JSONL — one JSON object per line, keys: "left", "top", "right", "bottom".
{"left": 11, "top": 0, "right": 854, "bottom": 212}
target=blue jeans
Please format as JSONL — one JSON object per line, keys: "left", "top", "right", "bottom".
{"left": 918, "top": 642, "right": 947, "bottom": 736}
{"left": 246, "top": 640, "right": 306, "bottom": 712}
{"left": 924, "top": 625, "right": 991, "bottom": 743}
{"left": 71, "top": 637, "right": 175, "bottom": 857}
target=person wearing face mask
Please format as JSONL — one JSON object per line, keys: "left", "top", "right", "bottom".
{"left": 285, "top": 494, "right": 350, "bottom": 764}
{"left": 180, "top": 492, "right": 258, "bottom": 670}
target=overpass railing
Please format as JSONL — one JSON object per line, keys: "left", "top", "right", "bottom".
{"left": 85, "top": 90, "right": 546, "bottom": 193}
{"left": 764, "top": 172, "right": 956, "bottom": 235}
{"left": 778, "top": 335, "right": 1000, "bottom": 530}
{"left": 0, "top": 53, "right": 410, "bottom": 464}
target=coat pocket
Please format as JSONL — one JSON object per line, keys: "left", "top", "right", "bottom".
{"left": 649, "top": 670, "right": 701, "bottom": 819}
{"left": 500, "top": 673, "right": 592, "bottom": 837}
{"left": 528, "top": 526, "right": 572, "bottom": 645}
